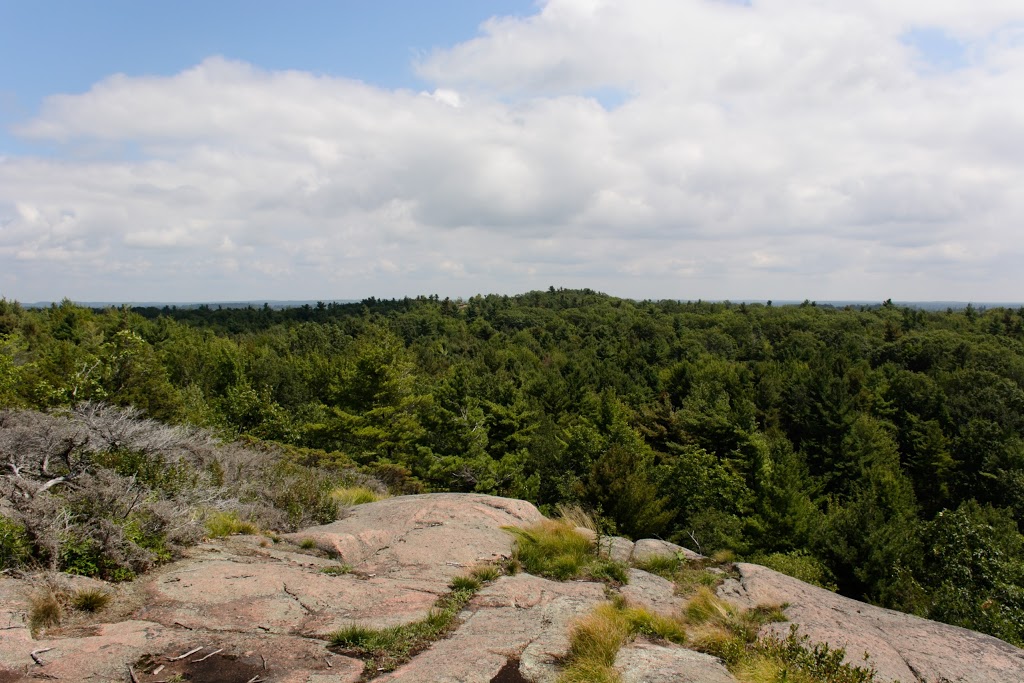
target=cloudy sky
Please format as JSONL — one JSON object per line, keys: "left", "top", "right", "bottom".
{"left": 2, "top": 0, "right": 1023, "bottom": 303}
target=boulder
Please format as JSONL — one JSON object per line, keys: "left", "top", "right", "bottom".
{"left": 619, "top": 568, "right": 685, "bottom": 617}
{"left": 722, "top": 562, "right": 1024, "bottom": 683}
{"left": 597, "top": 535, "right": 635, "bottom": 563}
{"left": 631, "top": 538, "right": 704, "bottom": 563}
{"left": 615, "top": 640, "right": 736, "bottom": 683}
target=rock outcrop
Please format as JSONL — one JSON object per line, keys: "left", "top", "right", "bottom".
{"left": 720, "top": 562, "right": 1024, "bottom": 683}
{"left": 1, "top": 493, "right": 1023, "bottom": 683}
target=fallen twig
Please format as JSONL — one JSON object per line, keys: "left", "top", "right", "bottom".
{"left": 30, "top": 647, "right": 54, "bottom": 665}
{"left": 172, "top": 621, "right": 193, "bottom": 629}
{"left": 325, "top": 656, "right": 333, "bottom": 668}
{"left": 127, "top": 664, "right": 140, "bottom": 683}
{"left": 152, "top": 664, "right": 165, "bottom": 675}
{"left": 245, "top": 676, "right": 263, "bottom": 683}
{"left": 260, "top": 654, "right": 268, "bottom": 670}
{"left": 167, "top": 645, "right": 203, "bottom": 661}
{"left": 193, "top": 648, "right": 223, "bottom": 662}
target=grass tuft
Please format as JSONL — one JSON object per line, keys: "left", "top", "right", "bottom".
{"left": 204, "top": 511, "right": 259, "bottom": 538}
{"left": 558, "top": 601, "right": 690, "bottom": 683}
{"left": 320, "top": 564, "right": 353, "bottom": 576}
{"left": 29, "top": 590, "right": 62, "bottom": 634}
{"left": 299, "top": 537, "right": 318, "bottom": 550}
{"left": 331, "top": 486, "right": 389, "bottom": 506}
{"left": 71, "top": 587, "right": 111, "bottom": 612}
{"left": 505, "top": 518, "right": 628, "bottom": 585}
{"left": 329, "top": 566, "right": 503, "bottom": 675}
{"left": 470, "top": 565, "right": 501, "bottom": 583}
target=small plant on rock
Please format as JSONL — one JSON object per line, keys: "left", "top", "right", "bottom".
{"left": 29, "top": 589, "right": 62, "bottom": 635}
{"left": 71, "top": 587, "right": 111, "bottom": 612}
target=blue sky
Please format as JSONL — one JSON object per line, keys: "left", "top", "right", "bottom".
{"left": 2, "top": 1, "right": 1023, "bottom": 303}
{"left": 0, "top": 1, "right": 533, "bottom": 152}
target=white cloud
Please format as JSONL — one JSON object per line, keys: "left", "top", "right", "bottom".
{"left": 2, "top": 1, "right": 1024, "bottom": 301}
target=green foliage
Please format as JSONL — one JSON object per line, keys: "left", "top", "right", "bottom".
{"left": 5, "top": 293, "right": 1024, "bottom": 645}
{"left": 506, "top": 519, "right": 595, "bottom": 581}
{"left": 205, "top": 512, "right": 260, "bottom": 538}
{"left": 0, "top": 515, "right": 32, "bottom": 570}
{"left": 919, "top": 501, "right": 1024, "bottom": 646}
{"left": 320, "top": 564, "right": 353, "bottom": 576}
{"left": 749, "top": 551, "right": 838, "bottom": 591}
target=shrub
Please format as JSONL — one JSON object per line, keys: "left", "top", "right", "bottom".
{"left": 749, "top": 550, "right": 838, "bottom": 592}
{"left": 0, "top": 515, "right": 31, "bottom": 570}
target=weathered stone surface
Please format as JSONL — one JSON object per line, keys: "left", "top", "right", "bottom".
{"left": 0, "top": 617, "right": 359, "bottom": 683}
{"left": 378, "top": 573, "right": 606, "bottom": 683}
{"left": 631, "top": 538, "right": 703, "bottom": 563}
{"left": 723, "top": 562, "right": 1024, "bottom": 683}
{"left": 597, "top": 535, "right": 635, "bottom": 563}
{"left": 615, "top": 641, "right": 736, "bottom": 683}
{"left": 5, "top": 495, "right": 1024, "bottom": 683}
{"left": 288, "top": 493, "right": 543, "bottom": 578}
{"left": 619, "top": 568, "right": 684, "bottom": 617}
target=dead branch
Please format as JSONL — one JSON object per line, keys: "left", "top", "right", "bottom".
{"left": 193, "top": 648, "right": 223, "bottom": 662}
{"left": 30, "top": 647, "right": 53, "bottom": 665}
{"left": 167, "top": 646, "right": 203, "bottom": 661}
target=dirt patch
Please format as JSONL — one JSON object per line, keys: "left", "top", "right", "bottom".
{"left": 0, "top": 669, "right": 21, "bottom": 683}
{"left": 135, "top": 651, "right": 266, "bottom": 682}
{"left": 489, "top": 658, "right": 530, "bottom": 683}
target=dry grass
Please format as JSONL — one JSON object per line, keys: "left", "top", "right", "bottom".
{"left": 555, "top": 504, "right": 597, "bottom": 533}
{"left": 557, "top": 600, "right": 688, "bottom": 683}
{"left": 28, "top": 589, "right": 62, "bottom": 635}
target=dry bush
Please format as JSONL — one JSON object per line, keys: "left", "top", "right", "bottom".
{"left": 0, "top": 403, "right": 381, "bottom": 578}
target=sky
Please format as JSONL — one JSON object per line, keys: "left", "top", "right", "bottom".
{"left": 2, "top": 0, "right": 1024, "bottom": 303}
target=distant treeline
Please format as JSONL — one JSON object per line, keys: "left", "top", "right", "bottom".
{"left": 2, "top": 290, "right": 1023, "bottom": 644}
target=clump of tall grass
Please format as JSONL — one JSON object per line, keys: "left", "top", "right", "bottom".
{"left": 557, "top": 600, "right": 687, "bottom": 683}
{"left": 71, "top": 587, "right": 111, "bottom": 612}
{"left": 28, "top": 589, "right": 62, "bottom": 635}
{"left": 204, "top": 511, "right": 260, "bottom": 538}
{"left": 331, "top": 486, "right": 389, "bottom": 506}
{"left": 505, "top": 515, "right": 629, "bottom": 584}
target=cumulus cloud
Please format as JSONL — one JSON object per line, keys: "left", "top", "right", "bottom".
{"left": 2, "top": 0, "right": 1024, "bottom": 301}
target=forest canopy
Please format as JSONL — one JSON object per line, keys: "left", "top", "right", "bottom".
{"left": 2, "top": 290, "right": 1024, "bottom": 645}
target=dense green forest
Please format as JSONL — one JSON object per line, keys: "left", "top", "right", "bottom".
{"left": 2, "top": 290, "right": 1024, "bottom": 645}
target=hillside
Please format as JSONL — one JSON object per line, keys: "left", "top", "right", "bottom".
{"left": 2, "top": 493, "right": 1022, "bottom": 682}
{"left": 2, "top": 291, "right": 1024, "bottom": 646}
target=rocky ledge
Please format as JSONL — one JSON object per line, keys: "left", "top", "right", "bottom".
{"left": 1, "top": 493, "right": 1022, "bottom": 682}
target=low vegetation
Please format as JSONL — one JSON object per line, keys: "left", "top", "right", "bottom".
{"left": 329, "top": 566, "right": 501, "bottom": 677}
{"left": 70, "top": 586, "right": 111, "bottom": 612}
{"left": 505, "top": 517, "right": 628, "bottom": 584}
{"left": 2, "top": 292, "right": 1024, "bottom": 643}
{"left": 0, "top": 403, "right": 384, "bottom": 580}
{"left": 332, "top": 485, "right": 389, "bottom": 505}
